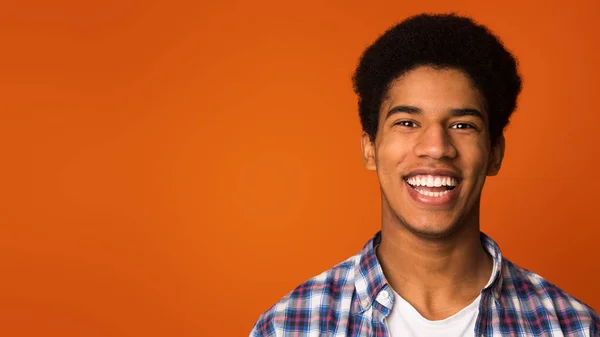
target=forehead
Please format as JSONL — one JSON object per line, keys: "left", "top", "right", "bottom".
{"left": 381, "top": 66, "right": 487, "bottom": 116}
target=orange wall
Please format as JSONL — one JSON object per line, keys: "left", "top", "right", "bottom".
{"left": 1, "top": 0, "right": 599, "bottom": 336}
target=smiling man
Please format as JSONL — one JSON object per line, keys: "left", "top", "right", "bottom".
{"left": 250, "top": 13, "right": 599, "bottom": 336}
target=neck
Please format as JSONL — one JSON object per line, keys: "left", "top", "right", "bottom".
{"left": 376, "top": 207, "right": 493, "bottom": 320}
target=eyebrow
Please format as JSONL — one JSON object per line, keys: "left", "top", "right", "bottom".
{"left": 385, "top": 105, "right": 484, "bottom": 121}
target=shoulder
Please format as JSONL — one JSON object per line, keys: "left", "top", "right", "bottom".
{"left": 502, "top": 258, "right": 600, "bottom": 334}
{"left": 249, "top": 253, "right": 361, "bottom": 337}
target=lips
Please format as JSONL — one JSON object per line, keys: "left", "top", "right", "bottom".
{"left": 403, "top": 169, "right": 462, "bottom": 206}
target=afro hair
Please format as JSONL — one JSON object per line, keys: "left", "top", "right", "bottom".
{"left": 352, "top": 13, "right": 522, "bottom": 146}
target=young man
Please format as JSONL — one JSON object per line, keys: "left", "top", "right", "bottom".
{"left": 250, "top": 13, "right": 600, "bottom": 336}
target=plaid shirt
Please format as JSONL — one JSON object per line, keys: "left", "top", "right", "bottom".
{"left": 250, "top": 231, "right": 600, "bottom": 336}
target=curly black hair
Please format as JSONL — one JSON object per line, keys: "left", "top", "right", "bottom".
{"left": 353, "top": 13, "right": 522, "bottom": 146}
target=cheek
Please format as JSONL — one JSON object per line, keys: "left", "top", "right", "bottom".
{"left": 456, "top": 141, "right": 490, "bottom": 179}
{"left": 375, "top": 135, "right": 411, "bottom": 182}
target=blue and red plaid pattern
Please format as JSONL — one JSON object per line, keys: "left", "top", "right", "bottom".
{"left": 250, "top": 232, "right": 599, "bottom": 336}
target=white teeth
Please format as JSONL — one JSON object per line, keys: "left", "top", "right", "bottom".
{"left": 415, "top": 188, "right": 451, "bottom": 197}
{"left": 406, "top": 175, "right": 459, "bottom": 187}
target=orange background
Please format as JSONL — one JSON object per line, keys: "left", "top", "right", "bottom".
{"left": 1, "top": 0, "right": 599, "bottom": 336}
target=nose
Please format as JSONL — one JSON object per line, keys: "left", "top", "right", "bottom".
{"left": 414, "top": 124, "right": 457, "bottom": 159}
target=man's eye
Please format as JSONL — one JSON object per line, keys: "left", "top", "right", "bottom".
{"left": 451, "top": 123, "right": 476, "bottom": 130}
{"left": 394, "top": 121, "right": 418, "bottom": 127}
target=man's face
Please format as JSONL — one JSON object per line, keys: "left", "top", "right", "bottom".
{"left": 361, "top": 66, "right": 504, "bottom": 238}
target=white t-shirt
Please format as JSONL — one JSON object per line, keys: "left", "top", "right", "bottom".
{"left": 385, "top": 262, "right": 496, "bottom": 337}
{"left": 385, "top": 290, "right": 481, "bottom": 337}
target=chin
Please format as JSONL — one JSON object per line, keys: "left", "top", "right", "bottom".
{"left": 400, "top": 215, "right": 464, "bottom": 239}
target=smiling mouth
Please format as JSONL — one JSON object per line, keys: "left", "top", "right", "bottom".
{"left": 404, "top": 175, "right": 461, "bottom": 198}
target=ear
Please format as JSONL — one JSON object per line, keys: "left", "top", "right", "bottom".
{"left": 361, "top": 132, "right": 377, "bottom": 171}
{"left": 486, "top": 134, "right": 505, "bottom": 176}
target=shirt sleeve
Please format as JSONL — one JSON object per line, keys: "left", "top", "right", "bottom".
{"left": 591, "top": 308, "right": 600, "bottom": 337}
{"left": 249, "top": 309, "right": 276, "bottom": 337}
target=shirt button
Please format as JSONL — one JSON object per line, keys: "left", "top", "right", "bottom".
{"left": 380, "top": 291, "right": 389, "bottom": 299}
